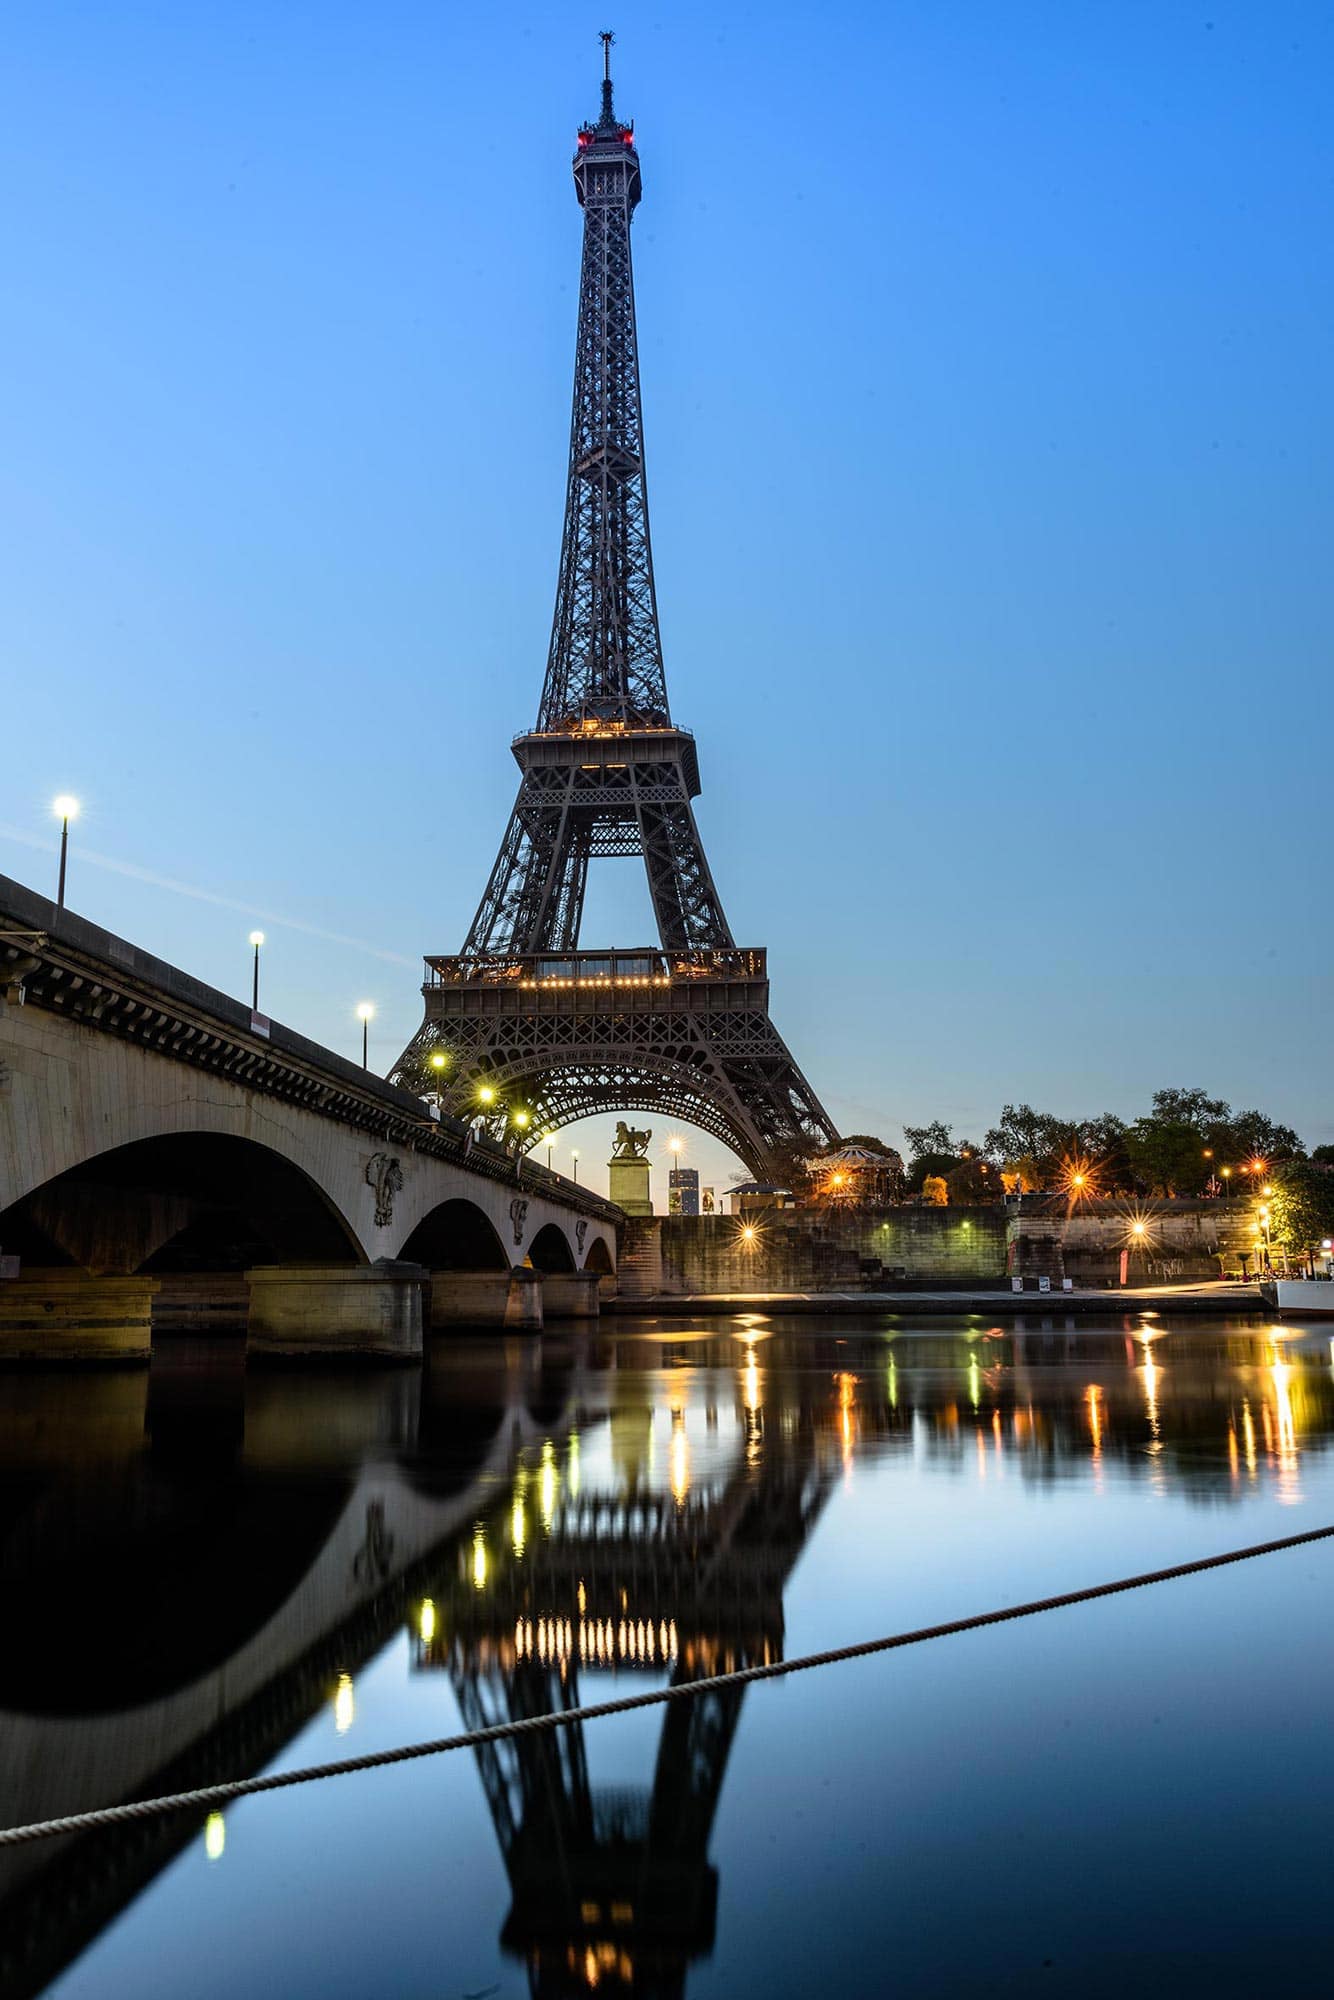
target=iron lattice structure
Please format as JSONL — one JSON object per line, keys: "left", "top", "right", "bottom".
{"left": 394, "top": 39, "right": 836, "bottom": 1179}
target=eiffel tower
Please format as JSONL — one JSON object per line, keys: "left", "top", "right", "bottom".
{"left": 394, "top": 35, "right": 836, "bottom": 1180}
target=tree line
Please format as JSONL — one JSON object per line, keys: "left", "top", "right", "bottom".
{"left": 860, "top": 1089, "right": 1326, "bottom": 1200}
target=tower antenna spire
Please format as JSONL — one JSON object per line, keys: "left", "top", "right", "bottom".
{"left": 599, "top": 28, "right": 615, "bottom": 124}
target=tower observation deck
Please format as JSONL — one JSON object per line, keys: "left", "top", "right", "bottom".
{"left": 393, "top": 35, "right": 837, "bottom": 1179}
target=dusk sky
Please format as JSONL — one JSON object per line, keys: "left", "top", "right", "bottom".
{"left": 3, "top": 2, "right": 1330, "bottom": 1203}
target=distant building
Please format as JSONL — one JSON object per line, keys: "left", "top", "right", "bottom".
{"left": 668, "top": 1167, "right": 700, "bottom": 1216}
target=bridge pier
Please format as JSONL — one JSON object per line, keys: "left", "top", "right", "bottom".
{"left": 537, "top": 1271, "right": 602, "bottom": 1320}
{"left": 429, "top": 1267, "right": 544, "bottom": 1334}
{"left": 246, "top": 1261, "right": 425, "bottom": 1362}
{"left": 0, "top": 1270, "right": 159, "bottom": 1363}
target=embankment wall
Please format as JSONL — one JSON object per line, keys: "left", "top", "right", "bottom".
{"left": 648, "top": 1201, "right": 1257, "bottom": 1294}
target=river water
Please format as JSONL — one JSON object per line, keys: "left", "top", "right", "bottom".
{"left": 4, "top": 1312, "right": 1334, "bottom": 1998}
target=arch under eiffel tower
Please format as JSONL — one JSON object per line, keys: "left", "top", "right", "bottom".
{"left": 393, "top": 36, "right": 837, "bottom": 1181}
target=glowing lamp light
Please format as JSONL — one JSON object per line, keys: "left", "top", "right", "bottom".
{"left": 429, "top": 1052, "right": 448, "bottom": 1072}
{"left": 204, "top": 1813, "right": 226, "bottom": 1862}
{"left": 1131, "top": 1222, "right": 1146, "bottom": 1238}
{"left": 52, "top": 795, "right": 80, "bottom": 822}
{"left": 742, "top": 1225, "right": 756, "bottom": 1241}
{"left": 514, "top": 1110, "right": 530, "bottom": 1128}
{"left": 478, "top": 1085, "right": 495, "bottom": 1104}
{"left": 332, "top": 1673, "right": 355, "bottom": 1735}
{"left": 355, "top": 1002, "right": 375, "bottom": 1022}
{"left": 419, "top": 1598, "right": 437, "bottom": 1645}
{"left": 248, "top": 929, "right": 265, "bottom": 949}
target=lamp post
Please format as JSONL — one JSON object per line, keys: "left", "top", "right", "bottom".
{"left": 356, "top": 1002, "right": 375, "bottom": 1069}
{"left": 571, "top": 1148, "right": 580, "bottom": 1186}
{"left": 429, "top": 1050, "right": 448, "bottom": 1114}
{"left": 52, "top": 796, "right": 79, "bottom": 911}
{"left": 543, "top": 1130, "right": 556, "bottom": 1171}
{"left": 512, "top": 1109, "right": 529, "bottom": 1180}
{"left": 249, "top": 931, "right": 265, "bottom": 1012}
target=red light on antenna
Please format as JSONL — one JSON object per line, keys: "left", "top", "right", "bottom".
{"left": 577, "top": 133, "right": 590, "bottom": 149}
{"left": 622, "top": 133, "right": 634, "bottom": 144}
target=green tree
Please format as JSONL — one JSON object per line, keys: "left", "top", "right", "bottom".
{"left": 1312, "top": 1145, "right": 1334, "bottom": 1167}
{"left": 906, "top": 1150, "right": 960, "bottom": 1194}
{"left": 1076, "top": 1113, "right": 1133, "bottom": 1193}
{"left": 1150, "top": 1088, "right": 1231, "bottom": 1131}
{"left": 983, "top": 1105, "right": 1079, "bottom": 1189}
{"left": 1223, "top": 1110, "right": 1305, "bottom": 1164}
{"left": 1267, "top": 1162, "right": 1334, "bottom": 1250}
{"left": 902, "top": 1121, "right": 953, "bottom": 1163}
{"left": 946, "top": 1156, "right": 1002, "bottom": 1203}
{"left": 1125, "top": 1118, "right": 1211, "bottom": 1197}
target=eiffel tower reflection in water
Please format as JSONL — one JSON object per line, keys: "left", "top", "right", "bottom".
{"left": 411, "top": 1344, "right": 855, "bottom": 2000}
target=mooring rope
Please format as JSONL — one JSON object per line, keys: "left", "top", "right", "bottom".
{"left": 2, "top": 1520, "right": 1329, "bottom": 1850}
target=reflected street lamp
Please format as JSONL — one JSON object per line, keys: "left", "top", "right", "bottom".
{"left": 356, "top": 1001, "right": 375, "bottom": 1069}
{"left": 248, "top": 931, "right": 265, "bottom": 1012}
{"left": 52, "top": 796, "right": 79, "bottom": 911}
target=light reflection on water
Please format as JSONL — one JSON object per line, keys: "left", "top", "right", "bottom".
{"left": 4, "top": 1314, "right": 1334, "bottom": 1999}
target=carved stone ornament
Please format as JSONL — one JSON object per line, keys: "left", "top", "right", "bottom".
{"left": 509, "top": 1196, "right": 529, "bottom": 1246}
{"left": 612, "top": 1120, "right": 651, "bottom": 1160}
{"left": 575, "top": 1218, "right": 588, "bottom": 1253}
{"left": 365, "top": 1153, "right": 404, "bottom": 1228}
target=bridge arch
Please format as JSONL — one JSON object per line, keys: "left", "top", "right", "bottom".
{"left": 399, "top": 1198, "right": 509, "bottom": 1271}
{"left": 0, "top": 1133, "right": 362, "bottom": 1276}
{"left": 527, "top": 1222, "right": 576, "bottom": 1273}
{"left": 582, "top": 1234, "right": 615, "bottom": 1276}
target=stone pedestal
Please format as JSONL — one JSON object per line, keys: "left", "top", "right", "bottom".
{"left": 540, "top": 1271, "right": 603, "bottom": 1319}
{"left": 430, "top": 1266, "right": 544, "bottom": 1333}
{"left": 0, "top": 1270, "right": 158, "bottom": 1363}
{"left": 246, "top": 1260, "right": 424, "bottom": 1362}
{"left": 608, "top": 1153, "right": 653, "bottom": 1217}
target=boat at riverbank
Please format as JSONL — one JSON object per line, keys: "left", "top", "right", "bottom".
{"left": 1262, "top": 1277, "right": 1334, "bottom": 1319}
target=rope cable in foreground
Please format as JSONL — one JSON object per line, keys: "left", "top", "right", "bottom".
{"left": 2, "top": 1519, "right": 1330, "bottom": 1851}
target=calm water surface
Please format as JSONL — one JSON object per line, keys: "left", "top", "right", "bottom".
{"left": 4, "top": 1313, "right": 1334, "bottom": 1998}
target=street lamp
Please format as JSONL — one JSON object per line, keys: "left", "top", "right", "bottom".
{"left": 571, "top": 1147, "right": 580, "bottom": 1185}
{"left": 52, "top": 796, "right": 79, "bottom": 911}
{"left": 355, "top": 1001, "right": 375, "bottom": 1069}
{"left": 429, "top": 1050, "right": 447, "bottom": 1114}
{"left": 248, "top": 931, "right": 265, "bottom": 1012}
{"left": 543, "top": 1129, "right": 556, "bottom": 1171}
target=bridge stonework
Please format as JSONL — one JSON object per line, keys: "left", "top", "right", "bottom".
{"left": 0, "top": 876, "right": 618, "bottom": 1359}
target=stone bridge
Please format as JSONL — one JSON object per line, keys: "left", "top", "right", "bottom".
{"left": 0, "top": 874, "right": 620, "bottom": 1359}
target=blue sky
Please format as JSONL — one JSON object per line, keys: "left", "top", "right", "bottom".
{"left": 2, "top": 2, "right": 1330, "bottom": 1202}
